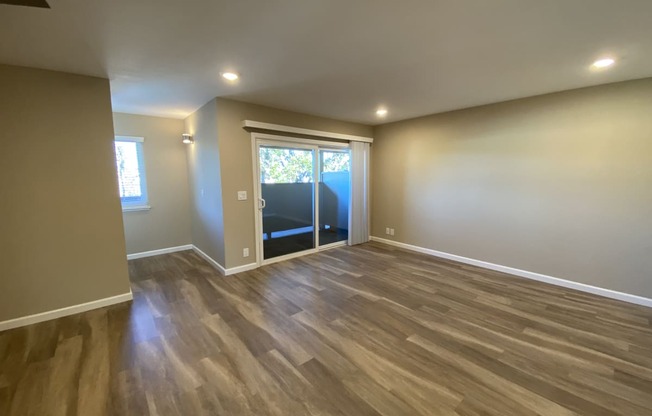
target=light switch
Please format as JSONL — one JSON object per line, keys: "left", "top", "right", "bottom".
{"left": 237, "top": 191, "right": 247, "bottom": 201}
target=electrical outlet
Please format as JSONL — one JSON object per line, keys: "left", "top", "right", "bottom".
{"left": 385, "top": 227, "right": 391, "bottom": 235}
{"left": 243, "top": 248, "right": 250, "bottom": 257}
{"left": 390, "top": 228, "right": 395, "bottom": 236}
{"left": 200, "top": 188, "right": 205, "bottom": 197}
{"left": 237, "top": 191, "right": 247, "bottom": 201}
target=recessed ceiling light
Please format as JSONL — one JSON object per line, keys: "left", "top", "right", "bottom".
{"left": 222, "top": 72, "right": 239, "bottom": 81}
{"left": 592, "top": 58, "right": 615, "bottom": 69}
{"left": 376, "top": 108, "right": 388, "bottom": 117}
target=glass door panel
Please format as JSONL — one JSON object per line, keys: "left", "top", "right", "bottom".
{"left": 259, "top": 145, "right": 315, "bottom": 260}
{"left": 319, "top": 149, "right": 350, "bottom": 245}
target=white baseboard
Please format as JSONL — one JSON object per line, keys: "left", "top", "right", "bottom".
{"left": 191, "top": 245, "right": 257, "bottom": 276}
{"left": 226, "top": 262, "right": 258, "bottom": 275}
{"left": 192, "top": 245, "right": 227, "bottom": 274}
{"left": 127, "top": 244, "right": 193, "bottom": 260}
{"left": 127, "top": 244, "right": 257, "bottom": 276}
{"left": 0, "top": 291, "right": 133, "bottom": 332}
{"left": 370, "top": 236, "right": 652, "bottom": 308}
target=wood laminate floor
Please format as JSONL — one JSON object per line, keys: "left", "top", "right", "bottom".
{"left": 1, "top": 242, "right": 652, "bottom": 415}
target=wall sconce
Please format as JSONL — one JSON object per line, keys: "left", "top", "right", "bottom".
{"left": 182, "top": 134, "right": 194, "bottom": 144}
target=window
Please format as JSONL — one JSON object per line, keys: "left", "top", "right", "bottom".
{"left": 114, "top": 136, "right": 149, "bottom": 210}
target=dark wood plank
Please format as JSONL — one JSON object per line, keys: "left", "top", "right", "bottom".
{"left": 1, "top": 242, "right": 651, "bottom": 415}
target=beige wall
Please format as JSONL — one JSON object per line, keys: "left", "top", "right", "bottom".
{"left": 0, "top": 65, "right": 131, "bottom": 322}
{"left": 113, "top": 113, "right": 191, "bottom": 255}
{"left": 215, "top": 98, "right": 373, "bottom": 269}
{"left": 372, "top": 78, "right": 652, "bottom": 298}
{"left": 184, "top": 99, "right": 226, "bottom": 266}
{"left": 184, "top": 98, "right": 373, "bottom": 270}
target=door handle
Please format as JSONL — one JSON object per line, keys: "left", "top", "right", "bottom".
{"left": 259, "top": 198, "right": 266, "bottom": 210}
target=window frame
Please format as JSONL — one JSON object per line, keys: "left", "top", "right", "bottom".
{"left": 114, "top": 135, "right": 150, "bottom": 212}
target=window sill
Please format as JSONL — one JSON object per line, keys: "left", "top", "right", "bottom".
{"left": 122, "top": 205, "right": 151, "bottom": 212}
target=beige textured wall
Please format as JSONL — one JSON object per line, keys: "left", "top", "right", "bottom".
{"left": 372, "top": 78, "right": 652, "bottom": 298}
{"left": 0, "top": 65, "right": 132, "bottom": 322}
{"left": 113, "top": 113, "right": 191, "bottom": 255}
{"left": 215, "top": 98, "right": 373, "bottom": 269}
{"left": 184, "top": 99, "right": 226, "bottom": 266}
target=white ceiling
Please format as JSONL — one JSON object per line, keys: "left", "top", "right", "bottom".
{"left": 2, "top": 0, "right": 652, "bottom": 124}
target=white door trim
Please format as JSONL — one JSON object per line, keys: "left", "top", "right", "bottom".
{"left": 251, "top": 132, "right": 351, "bottom": 267}
{"left": 255, "top": 138, "right": 319, "bottom": 267}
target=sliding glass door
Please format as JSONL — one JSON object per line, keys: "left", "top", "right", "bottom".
{"left": 255, "top": 137, "right": 350, "bottom": 264}
{"left": 259, "top": 144, "right": 316, "bottom": 260}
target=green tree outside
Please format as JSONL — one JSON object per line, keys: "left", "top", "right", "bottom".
{"left": 260, "top": 148, "right": 349, "bottom": 183}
